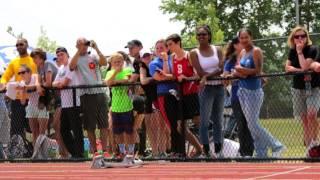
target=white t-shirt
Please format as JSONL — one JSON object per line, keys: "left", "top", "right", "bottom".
{"left": 25, "top": 74, "right": 39, "bottom": 107}
{"left": 54, "top": 64, "right": 81, "bottom": 108}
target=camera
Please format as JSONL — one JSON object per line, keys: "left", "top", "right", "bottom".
{"left": 85, "top": 40, "right": 93, "bottom": 47}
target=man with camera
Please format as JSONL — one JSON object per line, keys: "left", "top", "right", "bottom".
{"left": 69, "top": 38, "right": 108, "bottom": 156}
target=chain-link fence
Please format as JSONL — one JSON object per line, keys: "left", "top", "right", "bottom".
{"left": 1, "top": 33, "right": 320, "bottom": 162}
{"left": 1, "top": 72, "right": 320, "bottom": 162}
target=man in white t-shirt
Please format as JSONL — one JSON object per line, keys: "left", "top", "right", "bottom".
{"left": 53, "top": 47, "right": 84, "bottom": 158}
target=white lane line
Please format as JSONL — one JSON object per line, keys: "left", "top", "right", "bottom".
{"left": 244, "top": 166, "right": 311, "bottom": 180}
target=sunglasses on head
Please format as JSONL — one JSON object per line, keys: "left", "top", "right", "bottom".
{"left": 197, "top": 33, "right": 208, "bottom": 37}
{"left": 18, "top": 71, "right": 28, "bottom": 75}
{"left": 16, "top": 43, "right": 24, "bottom": 47}
{"left": 294, "top": 34, "right": 307, "bottom": 39}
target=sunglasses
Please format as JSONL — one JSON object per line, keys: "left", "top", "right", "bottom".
{"left": 197, "top": 33, "right": 208, "bottom": 37}
{"left": 18, "top": 71, "right": 28, "bottom": 75}
{"left": 16, "top": 43, "right": 24, "bottom": 47}
{"left": 294, "top": 34, "right": 307, "bottom": 39}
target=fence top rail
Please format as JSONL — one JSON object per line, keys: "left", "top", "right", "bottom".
{"left": 0, "top": 70, "right": 314, "bottom": 92}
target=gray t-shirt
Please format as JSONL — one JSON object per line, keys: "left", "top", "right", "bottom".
{"left": 75, "top": 54, "right": 104, "bottom": 94}
{"left": 39, "top": 60, "right": 58, "bottom": 85}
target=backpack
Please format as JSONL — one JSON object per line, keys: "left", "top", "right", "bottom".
{"left": 5, "top": 134, "right": 33, "bottom": 159}
{"left": 31, "top": 135, "right": 59, "bottom": 160}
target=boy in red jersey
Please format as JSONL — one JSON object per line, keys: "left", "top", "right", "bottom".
{"left": 166, "top": 34, "right": 202, "bottom": 156}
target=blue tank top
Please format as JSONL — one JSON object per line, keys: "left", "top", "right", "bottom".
{"left": 239, "top": 50, "right": 261, "bottom": 90}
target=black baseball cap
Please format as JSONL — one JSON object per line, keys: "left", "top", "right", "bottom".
{"left": 125, "top": 40, "right": 143, "bottom": 48}
{"left": 55, "top": 47, "right": 68, "bottom": 54}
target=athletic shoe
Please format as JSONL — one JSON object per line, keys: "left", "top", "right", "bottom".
{"left": 103, "top": 151, "right": 112, "bottom": 159}
{"left": 122, "top": 154, "right": 134, "bottom": 164}
{"left": 91, "top": 155, "right": 105, "bottom": 169}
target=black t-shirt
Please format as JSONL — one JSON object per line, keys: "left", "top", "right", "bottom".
{"left": 133, "top": 58, "right": 141, "bottom": 75}
{"left": 288, "top": 45, "right": 320, "bottom": 89}
{"left": 138, "top": 61, "right": 157, "bottom": 102}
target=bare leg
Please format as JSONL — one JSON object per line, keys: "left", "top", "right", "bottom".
{"left": 38, "top": 118, "right": 49, "bottom": 135}
{"left": 145, "top": 113, "right": 159, "bottom": 155}
{"left": 52, "top": 108, "right": 69, "bottom": 157}
{"left": 29, "top": 118, "right": 39, "bottom": 145}
{"left": 307, "top": 108, "right": 320, "bottom": 145}
{"left": 99, "top": 128, "right": 108, "bottom": 151}
{"left": 87, "top": 130, "right": 97, "bottom": 153}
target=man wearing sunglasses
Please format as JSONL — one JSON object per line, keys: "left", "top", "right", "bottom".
{"left": 0, "top": 38, "right": 37, "bottom": 138}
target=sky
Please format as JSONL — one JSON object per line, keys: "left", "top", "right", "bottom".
{"left": 0, "top": 0, "right": 184, "bottom": 55}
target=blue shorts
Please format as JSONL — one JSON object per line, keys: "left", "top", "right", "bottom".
{"left": 112, "top": 111, "right": 134, "bottom": 135}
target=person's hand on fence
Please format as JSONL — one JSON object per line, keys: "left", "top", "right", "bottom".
{"left": 177, "top": 74, "right": 186, "bottom": 82}
{"left": 199, "top": 75, "right": 207, "bottom": 88}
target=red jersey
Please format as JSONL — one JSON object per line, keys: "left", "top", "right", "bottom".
{"left": 173, "top": 54, "right": 199, "bottom": 95}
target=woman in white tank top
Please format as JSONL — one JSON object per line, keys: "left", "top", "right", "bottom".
{"left": 190, "top": 25, "right": 225, "bottom": 158}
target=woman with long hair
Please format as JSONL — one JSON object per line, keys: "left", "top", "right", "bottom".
{"left": 236, "top": 29, "right": 284, "bottom": 158}
{"left": 222, "top": 36, "right": 254, "bottom": 157}
{"left": 285, "top": 26, "right": 320, "bottom": 148}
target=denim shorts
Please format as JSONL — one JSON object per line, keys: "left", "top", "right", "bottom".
{"left": 291, "top": 87, "right": 320, "bottom": 119}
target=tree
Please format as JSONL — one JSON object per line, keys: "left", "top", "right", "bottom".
{"left": 160, "top": 0, "right": 224, "bottom": 48}
{"left": 6, "top": 26, "right": 23, "bottom": 39}
{"left": 36, "top": 26, "right": 58, "bottom": 53}
{"left": 160, "top": 0, "right": 320, "bottom": 118}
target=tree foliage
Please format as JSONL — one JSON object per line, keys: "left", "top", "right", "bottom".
{"left": 36, "top": 26, "right": 58, "bottom": 53}
{"left": 160, "top": 0, "right": 320, "bottom": 118}
{"left": 6, "top": 26, "right": 23, "bottom": 39}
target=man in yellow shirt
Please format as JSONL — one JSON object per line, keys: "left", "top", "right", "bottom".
{"left": 0, "top": 38, "right": 37, "bottom": 138}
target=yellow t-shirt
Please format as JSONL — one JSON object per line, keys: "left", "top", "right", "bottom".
{"left": 1, "top": 55, "right": 37, "bottom": 100}
{"left": 0, "top": 55, "right": 37, "bottom": 84}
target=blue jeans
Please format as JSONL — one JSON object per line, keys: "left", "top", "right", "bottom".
{"left": 199, "top": 85, "right": 224, "bottom": 145}
{"left": 238, "top": 88, "right": 282, "bottom": 157}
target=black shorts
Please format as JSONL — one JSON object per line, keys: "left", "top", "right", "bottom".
{"left": 80, "top": 93, "right": 108, "bottom": 131}
{"left": 144, "top": 96, "right": 154, "bottom": 114}
{"left": 182, "top": 93, "right": 200, "bottom": 120}
{"left": 132, "top": 95, "right": 145, "bottom": 114}
{"left": 112, "top": 111, "right": 134, "bottom": 134}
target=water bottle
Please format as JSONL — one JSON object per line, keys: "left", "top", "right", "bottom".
{"left": 48, "top": 146, "right": 58, "bottom": 159}
{"left": 304, "top": 74, "right": 312, "bottom": 96}
{"left": 83, "top": 138, "right": 90, "bottom": 158}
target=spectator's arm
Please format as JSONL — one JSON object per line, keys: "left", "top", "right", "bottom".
{"left": 0, "top": 63, "right": 14, "bottom": 84}
{"left": 69, "top": 50, "right": 81, "bottom": 71}
{"left": 91, "top": 41, "right": 107, "bottom": 66}
{"left": 139, "top": 67, "right": 153, "bottom": 85}
{"left": 235, "top": 47, "right": 263, "bottom": 76}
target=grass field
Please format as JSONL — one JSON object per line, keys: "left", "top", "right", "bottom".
{"left": 261, "top": 118, "right": 305, "bottom": 157}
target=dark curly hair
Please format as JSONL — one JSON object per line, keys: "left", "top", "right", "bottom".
{"left": 196, "top": 24, "right": 212, "bottom": 43}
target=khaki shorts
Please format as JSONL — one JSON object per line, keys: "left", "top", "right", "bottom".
{"left": 26, "top": 105, "right": 49, "bottom": 119}
{"left": 291, "top": 87, "right": 320, "bottom": 119}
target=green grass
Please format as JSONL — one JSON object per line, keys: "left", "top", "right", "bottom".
{"left": 261, "top": 118, "right": 305, "bottom": 157}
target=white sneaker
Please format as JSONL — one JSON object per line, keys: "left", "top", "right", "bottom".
{"left": 272, "top": 146, "right": 287, "bottom": 158}
{"left": 91, "top": 155, "right": 105, "bottom": 169}
{"left": 122, "top": 154, "right": 134, "bottom": 164}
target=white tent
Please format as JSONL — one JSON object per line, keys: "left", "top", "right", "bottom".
{"left": 0, "top": 32, "right": 55, "bottom": 75}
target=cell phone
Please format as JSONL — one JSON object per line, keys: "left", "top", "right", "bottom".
{"left": 155, "top": 69, "right": 162, "bottom": 73}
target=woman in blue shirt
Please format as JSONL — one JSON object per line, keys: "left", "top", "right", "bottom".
{"left": 235, "top": 29, "right": 285, "bottom": 158}
{"left": 223, "top": 36, "right": 254, "bottom": 157}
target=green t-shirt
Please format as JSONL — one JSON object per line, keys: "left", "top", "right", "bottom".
{"left": 105, "top": 68, "right": 133, "bottom": 112}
